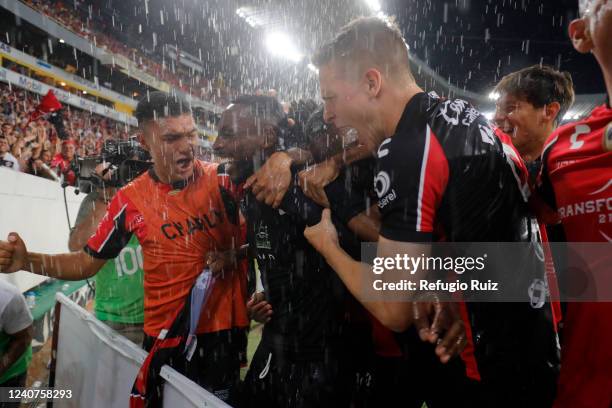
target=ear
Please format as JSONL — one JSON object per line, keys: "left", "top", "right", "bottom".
{"left": 569, "top": 18, "right": 593, "bottom": 54}
{"left": 262, "top": 125, "right": 279, "bottom": 149}
{"left": 136, "top": 130, "right": 150, "bottom": 152}
{"left": 363, "top": 68, "right": 383, "bottom": 98}
{"left": 544, "top": 102, "right": 561, "bottom": 123}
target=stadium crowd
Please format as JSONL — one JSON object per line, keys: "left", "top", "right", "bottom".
{"left": 21, "top": 0, "right": 236, "bottom": 106}
{"left": 0, "top": 82, "right": 130, "bottom": 183}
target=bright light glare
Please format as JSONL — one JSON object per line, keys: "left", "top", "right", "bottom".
{"left": 59, "top": 38, "right": 65, "bottom": 43}
{"left": 307, "top": 63, "right": 319, "bottom": 73}
{"left": 488, "top": 91, "right": 500, "bottom": 100}
{"left": 483, "top": 111, "right": 494, "bottom": 120}
{"left": 266, "top": 32, "right": 303, "bottom": 63}
{"left": 365, "top": 0, "right": 381, "bottom": 12}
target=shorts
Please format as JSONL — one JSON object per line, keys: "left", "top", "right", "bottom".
{"left": 240, "top": 339, "right": 351, "bottom": 408}
{"left": 143, "top": 327, "right": 244, "bottom": 403}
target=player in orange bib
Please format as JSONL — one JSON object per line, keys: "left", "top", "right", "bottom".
{"left": 0, "top": 92, "right": 249, "bottom": 403}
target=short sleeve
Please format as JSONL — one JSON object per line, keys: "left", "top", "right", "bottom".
{"left": 84, "top": 189, "right": 135, "bottom": 259}
{"left": 2, "top": 292, "right": 33, "bottom": 334}
{"left": 377, "top": 125, "right": 449, "bottom": 242}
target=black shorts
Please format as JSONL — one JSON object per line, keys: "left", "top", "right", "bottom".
{"left": 240, "top": 339, "right": 352, "bottom": 408}
{"left": 143, "top": 328, "right": 245, "bottom": 403}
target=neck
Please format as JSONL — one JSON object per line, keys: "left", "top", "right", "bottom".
{"left": 520, "top": 143, "right": 545, "bottom": 163}
{"left": 382, "top": 82, "right": 424, "bottom": 139}
{"left": 520, "top": 127, "right": 553, "bottom": 163}
{"left": 228, "top": 160, "right": 254, "bottom": 184}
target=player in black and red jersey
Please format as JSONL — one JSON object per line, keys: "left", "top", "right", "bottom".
{"left": 537, "top": 1, "right": 612, "bottom": 406}
{"left": 304, "top": 16, "right": 560, "bottom": 407}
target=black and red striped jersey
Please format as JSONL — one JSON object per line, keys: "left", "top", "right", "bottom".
{"left": 375, "top": 92, "right": 559, "bottom": 396}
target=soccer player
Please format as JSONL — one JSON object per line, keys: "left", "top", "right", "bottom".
{"left": 214, "top": 95, "right": 465, "bottom": 407}
{"left": 304, "top": 17, "right": 560, "bottom": 407}
{"left": 538, "top": 1, "right": 612, "bottom": 406}
{"left": 494, "top": 65, "right": 575, "bottom": 175}
{"left": 0, "top": 92, "right": 248, "bottom": 403}
{"left": 493, "top": 64, "right": 576, "bottom": 329}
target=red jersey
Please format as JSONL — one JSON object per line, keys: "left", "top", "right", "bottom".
{"left": 86, "top": 160, "right": 249, "bottom": 337}
{"left": 51, "top": 153, "right": 76, "bottom": 185}
{"left": 539, "top": 103, "right": 612, "bottom": 408}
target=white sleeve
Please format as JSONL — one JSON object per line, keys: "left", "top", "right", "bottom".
{"left": 1, "top": 292, "right": 33, "bottom": 335}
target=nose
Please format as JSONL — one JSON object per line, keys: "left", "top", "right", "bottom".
{"left": 323, "top": 105, "right": 335, "bottom": 125}
{"left": 212, "top": 136, "right": 225, "bottom": 153}
{"left": 493, "top": 109, "right": 506, "bottom": 128}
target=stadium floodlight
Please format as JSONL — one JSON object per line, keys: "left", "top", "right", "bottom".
{"left": 59, "top": 38, "right": 65, "bottom": 43}
{"left": 483, "top": 111, "right": 494, "bottom": 120}
{"left": 307, "top": 63, "right": 319, "bottom": 73}
{"left": 488, "top": 91, "right": 500, "bottom": 100}
{"left": 266, "top": 32, "right": 304, "bottom": 63}
{"left": 365, "top": 0, "right": 382, "bottom": 12}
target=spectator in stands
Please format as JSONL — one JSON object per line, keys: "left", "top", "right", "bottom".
{"left": 50, "top": 139, "right": 77, "bottom": 185}
{"left": 0, "top": 136, "right": 20, "bottom": 172}
{"left": 0, "top": 279, "right": 33, "bottom": 406}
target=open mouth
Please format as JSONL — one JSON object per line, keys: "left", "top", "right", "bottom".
{"left": 176, "top": 157, "right": 193, "bottom": 170}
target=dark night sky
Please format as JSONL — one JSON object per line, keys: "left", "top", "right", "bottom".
{"left": 94, "top": 0, "right": 604, "bottom": 97}
{"left": 388, "top": 0, "right": 604, "bottom": 95}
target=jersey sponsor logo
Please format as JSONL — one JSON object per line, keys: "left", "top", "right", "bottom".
{"left": 374, "top": 170, "right": 391, "bottom": 198}
{"left": 438, "top": 99, "right": 469, "bottom": 126}
{"left": 374, "top": 170, "right": 397, "bottom": 208}
{"left": 377, "top": 138, "right": 392, "bottom": 158}
{"left": 160, "top": 210, "right": 224, "bottom": 240}
{"left": 557, "top": 197, "right": 612, "bottom": 220}
{"left": 569, "top": 124, "right": 590, "bottom": 150}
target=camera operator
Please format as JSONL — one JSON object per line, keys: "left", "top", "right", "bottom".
{"left": 68, "top": 162, "right": 144, "bottom": 345}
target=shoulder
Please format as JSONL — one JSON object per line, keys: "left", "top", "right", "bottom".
{"left": 196, "top": 159, "right": 219, "bottom": 175}
{"left": 0, "top": 280, "right": 23, "bottom": 313}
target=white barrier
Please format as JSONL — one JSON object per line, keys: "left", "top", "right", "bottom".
{"left": 0, "top": 168, "right": 84, "bottom": 292}
{"left": 53, "top": 292, "right": 230, "bottom": 408}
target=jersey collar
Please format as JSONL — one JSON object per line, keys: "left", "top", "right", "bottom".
{"left": 148, "top": 163, "right": 200, "bottom": 191}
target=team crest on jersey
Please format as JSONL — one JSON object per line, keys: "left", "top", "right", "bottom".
{"left": 528, "top": 278, "right": 547, "bottom": 309}
{"left": 255, "top": 222, "right": 272, "bottom": 249}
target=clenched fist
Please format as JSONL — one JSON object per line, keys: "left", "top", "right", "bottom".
{"left": 0, "top": 233, "right": 28, "bottom": 273}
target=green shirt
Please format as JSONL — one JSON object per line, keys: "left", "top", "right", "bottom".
{"left": 94, "top": 235, "right": 144, "bottom": 324}
{"left": 0, "top": 333, "right": 31, "bottom": 384}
